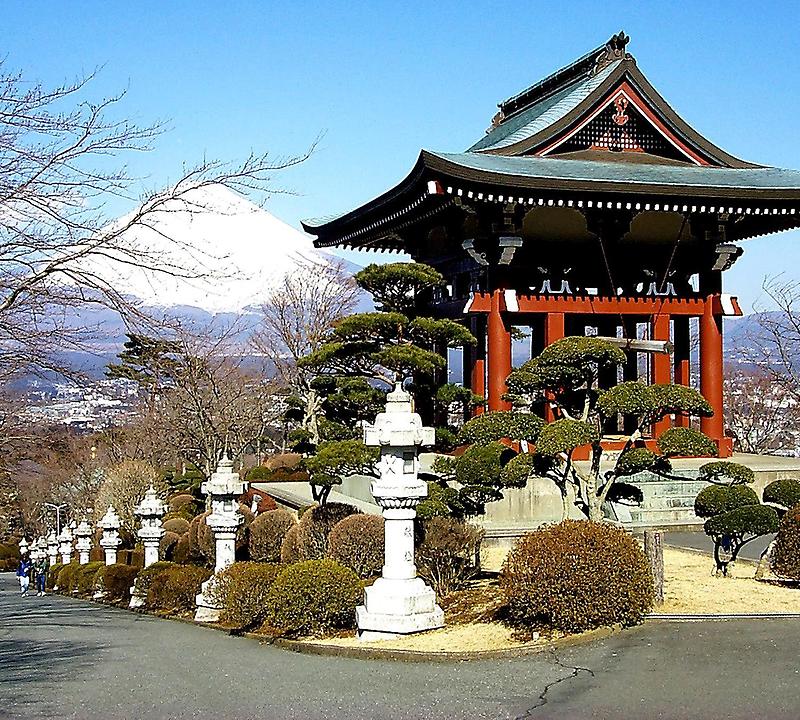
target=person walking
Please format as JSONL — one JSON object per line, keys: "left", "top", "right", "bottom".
{"left": 16, "top": 555, "right": 32, "bottom": 596}
{"left": 33, "top": 554, "right": 49, "bottom": 596}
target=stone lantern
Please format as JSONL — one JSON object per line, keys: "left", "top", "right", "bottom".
{"left": 75, "top": 521, "right": 93, "bottom": 565}
{"left": 18, "top": 537, "right": 29, "bottom": 557}
{"left": 58, "top": 526, "right": 74, "bottom": 564}
{"left": 46, "top": 531, "right": 59, "bottom": 566}
{"left": 134, "top": 486, "right": 166, "bottom": 568}
{"left": 34, "top": 537, "right": 47, "bottom": 561}
{"left": 194, "top": 456, "right": 248, "bottom": 622}
{"left": 357, "top": 383, "right": 443, "bottom": 639}
{"left": 98, "top": 505, "right": 122, "bottom": 566}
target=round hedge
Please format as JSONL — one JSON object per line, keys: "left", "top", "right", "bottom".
{"left": 145, "top": 564, "right": 211, "bottom": 612}
{"left": 416, "top": 517, "right": 483, "bottom": 598}
{"left": 280, "top": 523, "right": 301, "bottom": 564}
{"left": 656, "top": 427, "right": 718, "bottom": 458}
{"left": 163, "top": 518, "right": 191, "bottom": 535}
{"left": 76, "top": 562, "right": 105, "bottom": 595}
{"left": 501, "top": 520, "right": 654, "bottom": 633}
{"left": 773, "top": 504, "right": 800, "bottom": 579}
{"left": 763, "top": 478, "right": 800, "bottom": 511}
{"left": 297, "top": 503, "right": 360, "bottom": 561}
{"left": 249, "top": 509, "right": 297, "bottom": 563}
{"left": 132, "top": 561, "right": 174, "bottom": 599}
{"left": 694, "top": 484, "right": 759, "bottom": 519}
{"left": 159, "top": 531, "right": 181, "bottom": 560}
{"left": 328, "top": 514, "right": 384, "bottom": 579}
{"left": 209, "top": 561, "right": 283, "bottom": 628}
{"left": 47, "top": 562, "right": 64, "bottom": 589}
{"left": 703, "top": 504, "right": 778, "bottom": 539}
{"left": 57, "top": 563, "right": 81, "bottom": 592}
{"left": 173, "top": 533, "right": 191, "bottom": 564}
{"left": 101, "top": 563, "right": 140, "bottom": 601}
{"left": 266, "top": 559, "right": 363, "bottom": 636}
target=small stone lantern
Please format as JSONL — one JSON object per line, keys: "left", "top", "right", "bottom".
{"left": 134, "top": 486, "right": 166, "bottom": 568}
{"left": 75, "top": 521, "right": 93, "bottom": 565}
{"left": 18, "top": 537, "right": 29, "bottom": 557}
{"left": 46, "top": 532, "right": 59, "bottom": 566}
{"left": 98, "top": 505, "right": 122, "bottom": 566}
{"left": 357, "top": 383, "right": 443, "bottom": 639}
{"left": 58, "top": 526, "right": 74, "bottom": 564}
{"left": 194, "top": 456, "right": 248, "bottom": 622}
{"left": 31, "top": 537, "right": 44, "bottom": 561}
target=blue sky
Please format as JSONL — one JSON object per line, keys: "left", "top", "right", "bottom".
{"left": 5, "top": 1, "right": 800, "bottom": 311}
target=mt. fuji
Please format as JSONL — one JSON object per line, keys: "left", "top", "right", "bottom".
{"left": 100, "top": 184, "right": 346, "bottom": 314}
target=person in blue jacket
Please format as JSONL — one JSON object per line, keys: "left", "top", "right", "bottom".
{"left": 16, "top": 555, "right": 32, "bottom": 596}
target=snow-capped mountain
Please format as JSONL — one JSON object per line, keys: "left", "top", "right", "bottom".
{"left": 96, "top": 183, "right": 346, "bottom": 313}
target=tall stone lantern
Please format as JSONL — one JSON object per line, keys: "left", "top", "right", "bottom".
{"left": 33, "top": 537, "right": 47, "bottom": 561}
{"left": 134, "top": 486, "right": 166, "bottom": 568}
{"left": 18, "top": 537, "right": 29, "bottom": 557}
{"left": 194, "top": 456, "right": 248, "bottom": 622}
{"left": 57, "top": 526, "right": 73, "bottom": 564}
{"left": 98, "top": 505, "right": 122, "bottom": 566}
{"left": 75, "top": 521, "right": 93, "bottom": 565}
{"left": 46, "top": 531, "right": 59, "bottom": 566}
{"left": 357, "top": 383, "right": 444, "bottom": 639}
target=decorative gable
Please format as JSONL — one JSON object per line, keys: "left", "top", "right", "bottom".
{"left": 537, "top": 82, "right": 713, "bottom": 166}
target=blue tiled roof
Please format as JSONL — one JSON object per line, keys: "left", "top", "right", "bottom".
{"left": 469, "top": 61, "right": 621, "bottom": 153}
{"left": 429, "top": 151, "right": 800, "bottom": 191}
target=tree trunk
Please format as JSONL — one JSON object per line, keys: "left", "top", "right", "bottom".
{"left": 644, "top": 530, "right": 664, "bottom": 605}
{"left": 755, "top": 539, "right": 777, "bottom": 581}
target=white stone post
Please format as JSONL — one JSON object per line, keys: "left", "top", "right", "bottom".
{"left": 194, "top": 456, "right": 247, "bottom": 622}
{"left": 135, "top": 486, "right": 166, "bottom": 568}
{"left": 57, "top": 527, "right": 74, "bottom": 564}
{"left": 98, "top": 505, "right": 122, "bottom": 566}
{"left": 34, "top": 537, "right": 47, "bottom": 561}
{"left": 75, "top": 521, "right": 93, "bottom": 565}
{"left": 46, "top": 532, "right": 59, "bottom": 567}
{"left": 357, "top": 383, "right": 443, "bottom": 639}
{"left": 18, "top": 537, "right": 29, "bottom": 557}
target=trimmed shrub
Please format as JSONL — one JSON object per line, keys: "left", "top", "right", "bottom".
{"left": 501, "top": 520, "right": 654, "bottom": 633}
{"left": 328, "top": 514, "right": 384, "bottom": 579}
{"left": 168, "top": 493, "right": 201, "bottom": 518}
{"left": 163, "top": 518, "right": 191, "bottom": 535}
{"left": 173, "top": 533, "right": 191, "bottom": 564}
{"left": 416, "top": 517, "right": 483, "bottom": 598}
{"left": 57, "top": 563, "right": 81, "bottom": 592}
{"left": 146, "top": 564, "right": 211, "bottom": 613}
{"left": 699, "top": 461, "right": 754, "bottom": 485}
{"left": 89, "top": 546, "right": 104, "bottom": 563}
{"left": 245, "top": 465, "right": 274, "bottom": 481}
{"left": 695, "top": 484, "right": 759, "bottom": 518}
{"left": 763, "top": 478, "right": 800, "bottom": 511}
{"left": 132, "top": 561, "right": 174, "bottom": 600}
{"left": 773, "top": 504, "right": 800, "bottom": 579}
{"left": 266, "top": 559, "right": 363, "bottom": 636}
{"left": 209, "top": 562, "right": 283, "bottom": 628}
{"left": 704, "top": 504, "right": 779, "bottom": 539}
{"left": 160, "top": 531, "right": 181, "bottom": 560}
{"left": 280, "top": 524, "right": 301, "bottom": 564}
{"left": 249, "top": 509, "right": 297, "bottom": 563}
{"left": 101, "top": 564, "right": 140, "bottom": 601}
{"left": 47, "top": 562, "right": 64, "bottom": 589}
{"left": 76, "top": 562, "right": 104, "bottom": 595}
{"left": 657, "top": 427, "right": 718, "bottom": 457}
{"left": 297, "top": 503, "right": 360, "bottom": 561}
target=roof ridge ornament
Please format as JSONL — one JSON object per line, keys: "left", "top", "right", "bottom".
{"left": 593, "top": 31, "right": 630, "bottom": 75}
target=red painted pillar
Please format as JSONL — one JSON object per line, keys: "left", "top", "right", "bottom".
{"left": 651, "top": 313, "right": 672, "bottom": 437}
{"left": 465, "top": 317, "right": 485, "bottom": 416}
{"left": 673, "top": 316, "right": 691, "bottom": 428}
{"left": 544, "top": 312, "right": 565, "bottom": 422}
{"left": 700, "top": 296, "right": 724, "bottom": 443}
{"left": 487, "top": 290, "right": 512, "bottom": 412}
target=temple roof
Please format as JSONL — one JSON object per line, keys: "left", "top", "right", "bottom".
{"left": 304, "top": 33, "right": 800, "bottom": 250}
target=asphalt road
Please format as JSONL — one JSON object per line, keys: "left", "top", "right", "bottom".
{"left": 665, "top": 530, "right": 773, "bottom": 561}
{"left": 1, "top": 573, "right": 799, "bottom": 719}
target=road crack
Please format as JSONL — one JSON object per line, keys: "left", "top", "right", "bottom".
{"left": 514, "top": 647, "right": 595, "bottom": 719}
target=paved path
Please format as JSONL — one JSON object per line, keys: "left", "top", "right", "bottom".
{"left": 665, "top": 530, "right": 773, "bottom": 561}
{"left": 2, "top": 573, "right": 799, "bottom": 719}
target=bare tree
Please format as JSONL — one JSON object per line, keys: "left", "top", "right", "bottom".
{"left": 0, "top": 61, "right": 314, "bottom": 383}
{"left": 254, "top": 257, "right": 360, "bottom": 445}
{"left": 95, "top": 460, "right": 165, "bottom": 534}
{"left": 725, "top": 366, "right": 800, "bottom": 455}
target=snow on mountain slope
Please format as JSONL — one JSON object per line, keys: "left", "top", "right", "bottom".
{"left": 96, "top": 184, "right": 340, "bottom": 313}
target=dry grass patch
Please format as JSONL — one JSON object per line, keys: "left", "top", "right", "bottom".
{"left": 661, "top": 547, "right": 800, "bottom": 615}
